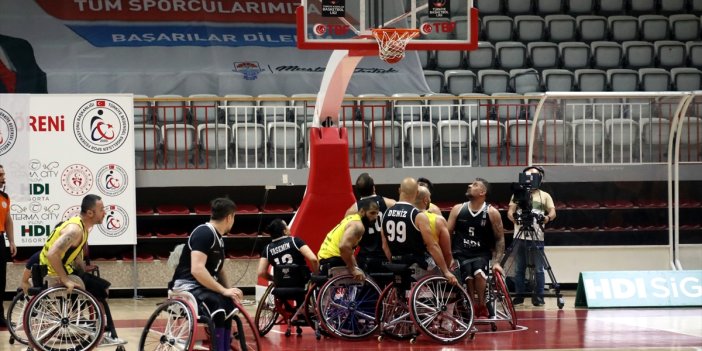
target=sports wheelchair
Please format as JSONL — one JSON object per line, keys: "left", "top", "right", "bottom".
{"left": 9, "top": 264, "right": 119, "bottom": 351}
{"left": 375, "top": 262, "right": 476, "bottom": 344}
{"left": 470, "top": 268, "right": 518, "bottom": 331}
{"left": 139, "top": 290, "right": 261, "bottom": 351}
{"left": 255, "top": 264, "right": 382, "bottom": 340}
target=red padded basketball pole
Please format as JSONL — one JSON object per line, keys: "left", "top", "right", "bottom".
{"left": 288, "top": 50, "right": 364, "bottom": 255}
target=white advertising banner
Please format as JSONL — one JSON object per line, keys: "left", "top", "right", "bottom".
{"left": 0, "top": 1, "right": 430, "bottom": 97}
{"left": 1, "top": 94, "right": 136, "bottom": 247}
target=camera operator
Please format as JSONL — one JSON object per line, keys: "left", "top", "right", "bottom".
{"left": 507, "top": 166, "right": 556, "bottom": 306}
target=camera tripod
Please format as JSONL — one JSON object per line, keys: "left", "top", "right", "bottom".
{"left": 500, "top": 223, "right": 565, "bottom": 309}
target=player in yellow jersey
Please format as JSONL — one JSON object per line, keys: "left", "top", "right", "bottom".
{"left": 318, "top": 198, "right": 379, "bottom": 281}
{"left": 413, "top": 185, "right": 454, "bottom": 271}
{"left": 418, "top": 177, "right": 443, "bottom": 216}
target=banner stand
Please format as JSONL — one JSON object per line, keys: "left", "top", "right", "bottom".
{"left": 132, "top": 245, "right": 142, "bottom": 299}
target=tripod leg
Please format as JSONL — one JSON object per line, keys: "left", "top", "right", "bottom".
{"left": 535, "top": 246, "right": 565, "bottom": 309}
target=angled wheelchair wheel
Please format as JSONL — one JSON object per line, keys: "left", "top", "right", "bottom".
{"left": 138, "top": 299, "right": 195, "bottom": 351}
{"left": 316, "top": 274, "right": 381, "bottom": 340}
{"left": 409, "top": 276, "right": 474, "bottom": 344}
{"left": 375, "top": 283, "right": 416, "bottom": 341}
{"left": 23, "top": 286, "right": 105, "bottom": 351}
{"left": 254, "top": 285, "right": 278, "bottom": 337}
{"left": 492, "top": 269, "right": 518, "bottom": 329}
{"left": 231, "top": 300, "right": 262, "bottom": 351}
{"left": 7, "top": 291, "right": 30, "bottom": 345}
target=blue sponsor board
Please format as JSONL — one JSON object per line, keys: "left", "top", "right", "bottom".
{"left": 575, "top": 270, "right": 702, "bottom": 308}
{"left": 68, "top": 25, "right": 297, "bottom": 47}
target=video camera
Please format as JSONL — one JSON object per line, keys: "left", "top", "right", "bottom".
{"left": 511, "top": 172, "right": 545, "bottom": 226}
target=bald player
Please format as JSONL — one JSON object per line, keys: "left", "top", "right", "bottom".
{"left": 417, "top": 177, "right": 442, "bottom": 216}
{"left": 381, "top": 177, "right": 458, "bottom": 285}
{"left": 414, "top": 185, "right": 454, "bottom": 271}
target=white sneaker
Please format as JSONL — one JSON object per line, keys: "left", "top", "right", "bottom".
{"left": 101, "top": 332, "right": 127, "bottom": 346}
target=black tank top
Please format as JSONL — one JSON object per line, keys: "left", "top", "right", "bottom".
{"left": 382, "top": 202, "right": 424, "bottom": 260}
{"left": 357, "top": 194, "right": 389, "bottom": 259}
{"left": 451, "top": 202, "right": 495, "bottom": 257}
{"left": 262, "top": 236, "right": 308, "bottom": 267}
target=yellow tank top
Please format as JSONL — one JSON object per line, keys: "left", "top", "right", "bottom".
{"left": 424, "top": 210, "right": 439, "bottom": 243}
{"left": 40, "top": 217, "right": 88, "bottom": 276}
{"left": 318, "top": 214, "right": 360, "bottom": 260}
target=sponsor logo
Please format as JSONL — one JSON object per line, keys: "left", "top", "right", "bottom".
{"left": 29, "top": 115, "right": 65, "bottom": 132}
{"left": 234, "top": 61, "right": 265, "bottom": 80}
{"left": 0, "top": 108, "right": 18, "bottom": 156}
{"left": 61, "top": 164, "right": 94, "bottom": 196}
{"left": 96, "top": 164, "right": 128, "bottom": 196}
{"left": 21, "top": 225, "right": 51, "bottom": 237}
{"left": 99, "top": 204, "right": 129, "bottom": 237}
{"left": 28, "top": 160, "right": 60, "bottom": 182}
{"left": 276, "top": 66, "right": 399, "bottom": 74}
{"left": 62, "top": 205, "right": 81, "bottom": 221}
{"left": 73, "top": 99, "right": 129, "bottom": 154}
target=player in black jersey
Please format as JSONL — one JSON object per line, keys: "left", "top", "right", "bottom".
{"left": 447, "top": 178, "right": 505, "bottom": 318}
{"left": 345, "top": 173, "right": 395, "bottom": 273}
{"left": 381, "top": 177, "right": 458, "bottom": 285}
{"left": 257, "top": 218, "right": 319, "bottom": 281}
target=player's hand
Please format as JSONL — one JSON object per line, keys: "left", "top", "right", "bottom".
{"left": 223, "top": 287, "right": 244, "bottom": 303}
{"left": 444, "top": 271, "right": 458, "bottom": 285}
{"left": 21, "top": 280, "right": 30, "bottom": 295}
{"left": 62, "top": 278, "right": 77, "bottom": 294}
{"left": 9, "top": 242, "right": 17, "bottom": 257}
{"left": 351, "top": 267, "right": 365, "bottom": 281}
{"left": 492, "top": 263, "right": 504, "bottom": 275}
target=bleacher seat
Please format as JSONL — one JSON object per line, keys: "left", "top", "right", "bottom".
{"left": 231, "top": 122, "right": 265, "bottom": 168}
{"left": 506, "top": 119, "right": 533, "bottom": 164}
{"left": 543, "top": 69, "right": 575, "bottom": 91}
{"left": 492, "top": 93, "right": 524, "bottom": 121}
{"left": 466, "top": 42, "right": 496, "bottom": 71}
{"left": 154, "top": 94, "right": 187, "bottom": 125}
{"left": 545, "top": 15, "right": 578, "bottom": 43}
{"left": 459, "top": 93, "right": 492, "bottom": 122}
{"left": 133, "top": 95, "right": 152, "bottom": 124}
{"left": 445, "top": 70, "right": 477, "bottom": 95}
{"left": 393, "top": 93, "right": 424, "bottom": 122}
{"left": 538, "top": 119, "right": 570, "bottom": 162}
{"left": 679, "top": 116, "right": 702, "bottom": 161}
{"left": 515, "top": 15, "right": 546, "bottom": 42}
{"left": 505, "top": 0, "right": 533, "bottom": 15}
{"left": 535, "top": 0, "right": 563, "bottom": 14}
{"left": 671, "top": 67, "right": 702, "bottom": 91}
{"left": 483, "top": 16, "right": 514, "bottom": 42}
{"left": 404, "top": 121, "right": 437, "bottom": 166}
{"left": 341, "top": 119, "right": 368, "bottom": 167}
{"left": 471, "top": 119, "right": 506, "bottom": 166}
{"left": 156, "top": 204, "right": 190, "bottom": 215}
{"left": 660, "top": 0, "right": 687, "bottom": 14}
{"left": 262, "top": 203, "right": 294, "bottom": 213}
{"left": 267, "top": 121, "right": 301, "bottom": 168}
{"left": 592, "top": 98, "right": 623, "bottom": 120}
{"left": 424, "top": 70, "right": 445, "bottom": 93}
{"left": 607, "top": 68, "right": 639, "bottom": 91}
{"left": 559, "top": 42, "right": 591, "bottom": 70}
{"left": 496, "top": 42, "right": 527, "bottom": 70}
{"left": 358, "top": 94, "right": 390, "bottom": 122}
{"left": 566, "top": 0, "right": 595, "bottom": 15}
{"left": 622, "top": 41, "right": 655, "bottom": 69}
{"left": 224, "top": 94, "right": 256, "bottom": 124}
{"left": 162, "top": 123, "right": 198, "bottom": 168}
{"left": 639, "top": 15, "right": 669, "bottom": 42}
{"left": 418, "top": 50, "right": 433, "bottom": 69}
{"left": 628, "top": 0, "right": 656, "bottom": 15}
{"left": 425, "top": 93, "right": 457, "bottom": 123}
{"left": 597, "top": 0, "right": 626, "bottom": 15}
{"left": 197, "top": 123, "right": 229, "bottom": 168}
{"left": 608, "top": 16, "right": 639, "bottom": 42}
{"left": 692, "top": 0, "right": 702, "bottom": 14}
{"left": 686, "top": 41, "right": 702, "bottom": 68}
{"left": 606, "top": 118, "right": 639, "bottom": 163}
{"left": 563, "top": 98, "right": 591, "bottom": 121}
{"left": 437, "top": 120, "right": 471, "bottom": 166}
{"left": 369, "top": 120, "right": 402, "bottom": 167}
{"left": 510, "top": 68, "right": 542, "bottom": 94}
{"left": 476, "top": 0, "right": 503, "bottom": 16}
{"left": 290, "top": 93, "right": 317, "bottom": 125}
{"left": 189, "top": 94, "right": 221, "bottom": 124}
{"left": 640, "top": 117, "right": 670, "bottom": 162}
{"left": 591, "top": 41, "right": 623, "bottom": 70}
{"left": 655, "top": 40, "right": 687, "bottom": 69}
{"left": 478, "top": 69, "right": 510, "bottom": 95}
{"left": 639, "top": 68, "right": 671, "bottom": 91}
{"left": 669, "top": 15, "right": 700, "bottom": 42}
{"left": 435, "top": 50, "right": 464, "bottom": 70}
{"left": 571, "top": 119, "right": 605, "bottom": 163}
{"left": 575, "top": 69, "right": 607, "bottom": 91}
{"left": 577, "top": 15, "right": 608, "bottom": 43}
{"left": 528, "top": 42, "right": 559, "bottom": 71}
{"left": 135, "top": 124, "right": 161, "bottom": 169}
{"left": 258, "top": 94, "right": 288, "bottom": 124}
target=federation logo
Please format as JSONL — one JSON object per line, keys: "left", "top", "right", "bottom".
{"left": 98, "top": 204, "right": 129, "bottom": 238}
{"left": 233, "top": 61, "right": 265, "bottom": 80}
{"left": 0, "top": 108, "right": 18, "bottom": 156}
{"left": 96, "top": 164, "right": 128, "bottom": 197}
{"left": 73, "top": 99, "right": 129, "bottom": 154}
{"left": 61, "top": 164, "right": 94, "bottom": 196}
{"left": 62, "top": 205, "right": 81, "bottom": 221}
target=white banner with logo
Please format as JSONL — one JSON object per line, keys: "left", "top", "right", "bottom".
{"left": 1, "top": 94, "right": 136, "bottom": 247}
{"left": 0, "top": 1, "right": 430, "bottom": 97}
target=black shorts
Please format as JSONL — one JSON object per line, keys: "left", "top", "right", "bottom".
{"left": 190, "top": 286, "right": 236, "bottom": 320}
{"left": 75, "top": 270, "right": 111, "bottom": 299}
{"left": 319, "top": 257, "right": 346, "bottom": 275}
{"left": 456, "top": 255, "right": 490, "bottom": 281}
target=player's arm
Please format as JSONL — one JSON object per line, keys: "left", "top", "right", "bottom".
{"left": 344, "top": 202, "right": 358, "bottom": 216}
{"left": 383, "top": 197, "right": 397, "bottom": 209}
{"left": 257, "top": 257, "right": 272, "bottom": 281}
{"left": 6, "top": 209, "right": 15, "bottom": 256}
{"left": 46, "top": 224, "right": 82, "bottom": 284}
{"left": 428, "top": 203, "right": 442, "bottom": 216}
{"left": 543, "top": 193, "right": 557, "bottom": 224}
{"left": 299, "top": 244, "right": 320, "bottom": 275}
{"left": 380, "top": 230, "right": 391, "bottom": 262}
{"left": 339, "top": 222, "right": 362, "bottom": 271}
{"left": 436, "top": 217, "right": 454, "bottom": 270}
{"left": 488, "top": 206, "right": 505, "bottom": 273}
{"left": 446, "top": 204, "right": 462, "bottom": 235}
{"left": 416, "top": 212, "right": 457, "bottom": 285}
{"left": 507, "top": 195, "right": 518, "bottom": 224}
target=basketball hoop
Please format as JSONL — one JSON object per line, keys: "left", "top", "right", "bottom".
{"left": 371, "top": 28, "right": 420, "bottom": 64}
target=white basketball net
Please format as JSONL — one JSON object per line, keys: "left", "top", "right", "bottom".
{"left": 371, "top": 29, "right": 420, "bottom": 64}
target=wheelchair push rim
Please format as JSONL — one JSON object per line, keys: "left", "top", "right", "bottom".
{"left": 138, "top": 299, "right": 195, "bottom": 351}
{"left": 231, "top": 300, "right": 262, "bottom": 351}
{"left": 316, "top": 274, "right": 382, "bottom": 340}
{"left": 7, "top": 291, "right": 30, "bottom": 345}
{"left": 375, "top": 283, "right": 417, "bottom": 341}
{"left": 254, "top": 284, "right": 279, "bottom": 337}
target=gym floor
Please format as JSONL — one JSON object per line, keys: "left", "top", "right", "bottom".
{"left": 2, "top": 292, "right": 701, "bottom": 350}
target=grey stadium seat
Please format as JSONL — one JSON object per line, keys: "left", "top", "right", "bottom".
{"left": 608, "top": 16, "right": 639, "bottom": 42}
{"left": 559, "top": 42, "right": 591, "bottom": 70}
{"left": 622, "top": 41, "right": 655, "bottom": 69}
{"left": 545, "top": 15, "right": 578, "bottom": 43}
{"left": 654, "top": 41, "right": 687, "bottom": 69}
{"left": 445, "top": 70, "right": 477, "bottom": 95}
{"left": 496, "top": 42, "right": 528, "bottom": 70}
{"left": 466, "top": 42, "right": 496, "bottom": 71}
{"left": 661, "top": 0, "right": 688, "bottom": 14}
{"left": 505, "top": 0, "right": 533, "bottom": 15}
{"left": 639, "top": 68, "right": 671, "bottom": 91}
{"left": 514, "top": 15, "right": 546, "bottom": 42}
{"left": 687, "top": 41, "right": 702, "bottom": 68}
{"left": 628, "top": 0, "right": 656, "bottom": 15}
{"left": 510, "top": 68, "right": 543, "bottom": 94}
{"left": 482, "top": 16, "right": 514, "bottom": 42}
{"left": 575, "top": 69, "right": 607, "bottom": 92}
{"left": 424, "top": 70, "right": 445, "bottom": 93}
{"left": 435, "top": 50, "right": 464, "bottom": 70}
{"left": 639, "top": 15, "right": 669, "bottom": 42}
{"left": 591, "top": 41, "right": 623, "bottom": 70}
{"left": 528, "top": 42, "right": 559, "bottom": 70}
{"left": 577, "top": 15, "right": 608, "bottom": 43}
{"left": 476, "top": 0, "right": 503, "bottom": 16}
{"left": 536, "top": 0, "right": 564, "bottom": 14}
{"left": 607, "top": 69, "right": 639, "bottom": 91}
{"left": 565, "top": 0, "right": 595, "bottom": 15}
{"left": 542, "top": 69, "right": 575, "bottom": 91}
{"left": 669, "top": 15, "right": 700, "bottom": 42}
{"left": 671, "top": 67, "right": 702, "bottom": 91}
{"left": 597, "top": 0, "right": 626, "bottom": 15}
{"left": 479, "top": 69, "right": 511, "bottom": 95}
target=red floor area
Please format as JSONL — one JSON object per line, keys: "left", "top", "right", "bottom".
{"left": 249, "top": 309, "right": 702, "bottom": 350}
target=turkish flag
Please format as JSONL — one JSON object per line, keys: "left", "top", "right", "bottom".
{"left": 96, "top": 100, "right": 106, "bottom": 107}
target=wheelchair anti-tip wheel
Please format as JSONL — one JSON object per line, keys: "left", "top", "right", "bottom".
{"left": 375, "top": 283, "right": 417, "bottom": 341}
{"left": 138, "top": 299, "right": 195, "bottom": 351}
{"left": 409, "top": 276, "right": 475, "bottom": 344}
{"left": 231, "top": 300, "right": 262, "bottom": 351}
{"left": 23, "top": 286, "right": 105, "bottom": 351}
{"left": 7, "top": 291, "right": 30, "bottom": 345}
{"left": 254, "top": 284, "right": 279, "bottom": 337}
{"left": 316, "top": 274, "right": 381, "bottom": 340}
